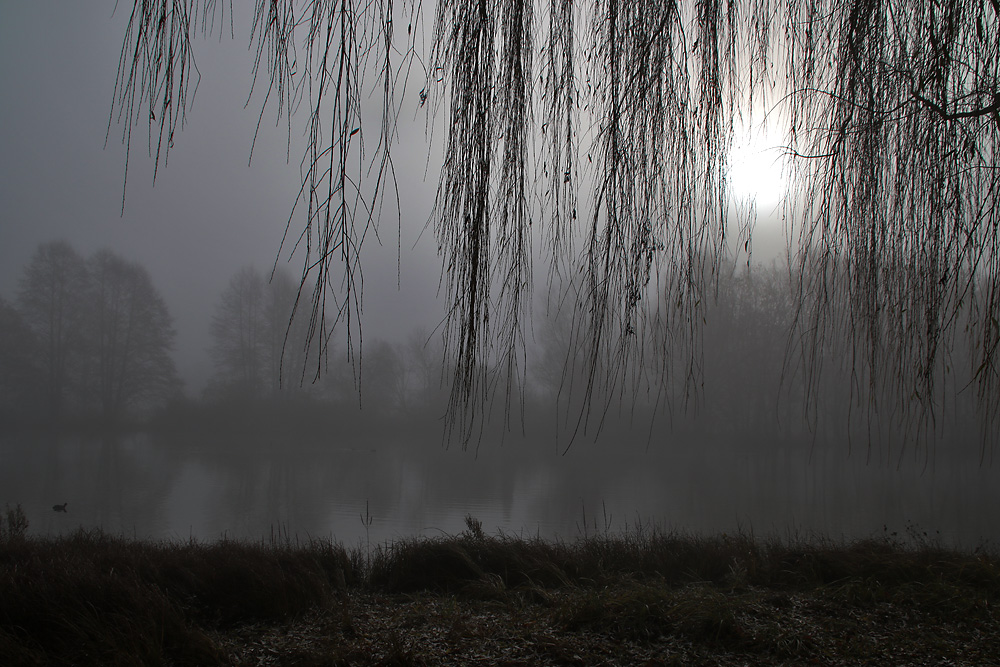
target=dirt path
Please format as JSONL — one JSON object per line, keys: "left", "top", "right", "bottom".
{"left": 212, "top": 583, "right": 998, "bottom": 666}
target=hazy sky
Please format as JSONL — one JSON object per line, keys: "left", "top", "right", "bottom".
{"left": 0, "top": 2, "right": 444, "bottom": 393}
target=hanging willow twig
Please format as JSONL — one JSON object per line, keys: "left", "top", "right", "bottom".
{"left": 787, "top": 0, "right": 1000, "bottom": 455}
{"left": 109, "top": 0, "right": 999, "bottom": 453}
{"left": 108, "top": 0, "right": 202, "bottom": 209}
{"left": 110, "top": 0, "right": 418, "bottom": 399}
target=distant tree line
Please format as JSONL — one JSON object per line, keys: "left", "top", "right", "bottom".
{"left": 0, "top": 241, "right": 179, "bottom": 427}
{"left": 204, "top": 266, "right": 302, "bottom": 401}
{"left": 193, "top": 258, "right": 987, "bottom": 453}
{"left": 533, "top": 259, "right": 988, "bottom": 453}
{"left": 202, "top": 266, "right": 449, "bottom": 418}
{"left": 3, "top": 241, "right": 979, "bottom": 451}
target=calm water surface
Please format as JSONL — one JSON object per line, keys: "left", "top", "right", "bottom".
{"left": 2, "top": 430, "right": 996, "bottom": 548}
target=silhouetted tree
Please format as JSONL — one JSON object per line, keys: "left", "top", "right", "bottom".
{"left": 0, "top": 297, "right": 42, "bottom": 421}
{"left": 402, "top": 328, "right": 448, "bottom": 411}
{"left": 702, "top": 264, "right": 797, "bottom": 435}
{"left": 11, "top": 242, "right": 179, "bottom": 424}
{"left": 208, "top": 265, "right": 313, "bottom": 398}
{"left": 15, "top": 241, "right": 90, "bottom": 420}
{"left": 363, "top": 340, "right": 406, "bottom": 413}
{"left": 83, "top": 250, "right": 180, "bottom": 422}
{"left": 110, "top": 0, "right": 1000, "bottom": 449}
{"left": 209, "top": 266, "right": 268, "bottom": 398}
{"left": 264, "top": 268, "right": 313, "bottom": 392}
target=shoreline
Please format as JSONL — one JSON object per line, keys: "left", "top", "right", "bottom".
{"left": 2, "top": 514, "right": 998, "bottom": 665}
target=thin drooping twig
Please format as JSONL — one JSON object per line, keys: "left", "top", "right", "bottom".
{"left": 108, "top": 0, "right": 1000, "bottom": 453}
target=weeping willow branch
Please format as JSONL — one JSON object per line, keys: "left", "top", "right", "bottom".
{"left": 788, "top": 0, "right": 1000, "bottom": 453}
{"left": 427, "top": 0, "right": 496, "bottom": 444}
{"left": 109, "top": 0, "right": 1000, "bottom": 453}
{"left": 560, "top": 0, "right": 742, "bottom": 446}
{"left": 543, "top": 0, "right": 576, "bottom": 280}
{"left": 110, "top": 0, "right": 418, "bottom": 399}
{"left": 108, "top": 0, "right": 206, "bottom": 210}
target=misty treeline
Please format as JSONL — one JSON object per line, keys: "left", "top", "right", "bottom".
{"left": 199, "top": 264, "right": 448, "bottom": 415}
{"left": 191, "top": 259, "right": 986, "bottom": 456}
{"left": 111, "top": 0, "right": 999, "bottom": 451}
{"left": 0, "top": 241, "right": 179, "bottom": 426}
{"left": 0, "top": 242, "right": 985, "bottom": 453}
{"left": 202, "top": 265, "right": 440, "bottom": 410}
{"left": 543, "top": 259, "right": 989, "bottom": 455}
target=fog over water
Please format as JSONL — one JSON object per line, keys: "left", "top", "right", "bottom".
{"left": 4, "top": 430, "right": 997, "bottom": 549}
{"left": 1, "top": 3, "right": 996, "bottom": 550}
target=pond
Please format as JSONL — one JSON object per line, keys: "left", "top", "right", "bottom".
{"left": 1, "top": 429, "right": 996, "bottom": 549}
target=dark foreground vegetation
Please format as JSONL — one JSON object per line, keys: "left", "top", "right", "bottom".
{"left": 2, "top": 508, "right": 998, "bottom": 666}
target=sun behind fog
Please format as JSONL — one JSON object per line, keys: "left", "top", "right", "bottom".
{"left": 728, "top": 122, "right": 788, "bottom": 208}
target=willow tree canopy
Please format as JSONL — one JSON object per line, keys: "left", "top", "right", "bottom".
{"left": 110, "top": 0, "right": 999, "bottom": 448}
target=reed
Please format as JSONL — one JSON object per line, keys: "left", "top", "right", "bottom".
{"left": 2, "top": 517, "right": 997, "bottom": 665}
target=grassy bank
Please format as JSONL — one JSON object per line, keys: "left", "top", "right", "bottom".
{"left": 2, "top": 508, "right": 998, "bottom": 666}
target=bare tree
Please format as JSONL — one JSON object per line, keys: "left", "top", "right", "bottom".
{"left": 109, "top": 0, "right": 1000, "bottom": 451}
{"left": 209, "top": 266, "right": 269, "bottom": 398}
{"left": 16, "top": 241, "right": 90, "bottom": 421}
{"left": 85, "top": 250, "right": 180, "bottom": 422}
{"left": 209, "top": 265, "right": 314, "bottom": 398}
{"left": 11, "top": 243, "right": 179, "bottom": 424}
{"left": 0, "top": 297, "right": 42, "bottom": 420}
{"left": 264, "top": 268, "right": 309, "bottom": 393}
{"left": 363, "top": 339, "right": 407, "bottom": 413}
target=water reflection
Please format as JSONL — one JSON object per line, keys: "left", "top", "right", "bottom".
{"left": 1, "top": 431, "right": 996, "bottom": 549}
